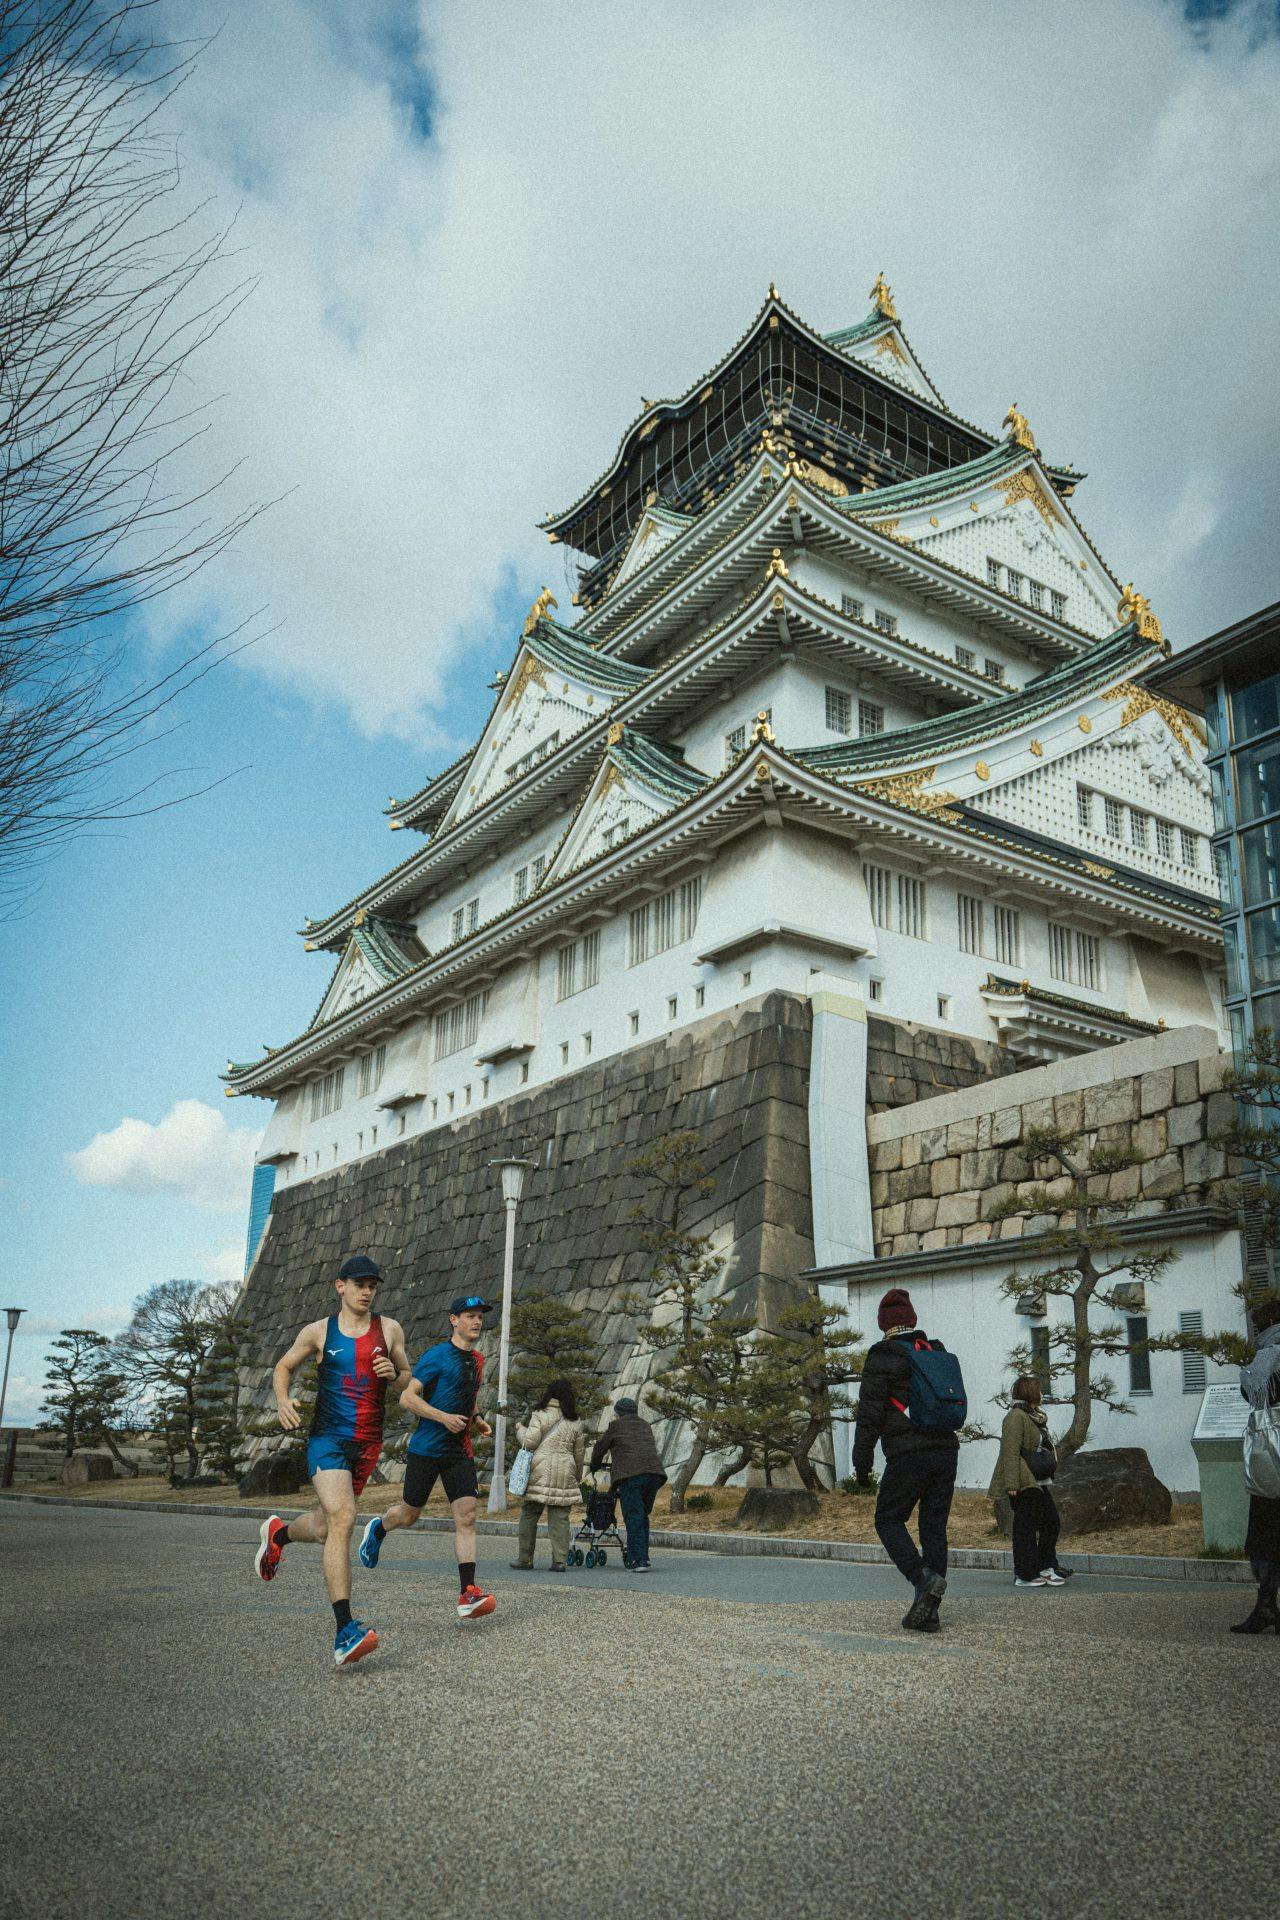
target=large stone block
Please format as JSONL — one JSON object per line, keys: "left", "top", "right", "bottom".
{"left": 1140, "top": 1068, "right": 1174, "bottom": 1117}
{"left": 1167, "top": 1103, "right": 1205, "bottom": 1148}
{"left": 930, "top": 1158, "right": 961, "bottom": 1196}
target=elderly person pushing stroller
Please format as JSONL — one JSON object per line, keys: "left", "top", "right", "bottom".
{"left": 509, "top": 1378, "right": 585, "bottom": 1572}
{"left": 590, "top": 1395, "right": 667, "bottom": 1572}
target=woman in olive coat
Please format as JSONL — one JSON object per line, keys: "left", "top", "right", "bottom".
{"left": 990, "top": 1375, "right": 1071, "bottom": 1588}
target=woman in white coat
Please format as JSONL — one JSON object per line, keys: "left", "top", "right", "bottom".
{"left": 511, "top": 1378, "right": 585, "bottom": 1571}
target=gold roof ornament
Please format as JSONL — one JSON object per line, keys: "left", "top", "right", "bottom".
{"left": 768, "top": 281, "right": 780, "bottom": 299}
{"left": 353, "top": 907, "right": 366, "bottom": 927}
{"left": 869, "top": 272, "right": 898, "bottom": 322}
{"left": 522, "top": 586, "right": 557, "bottom": 637}
{"left": 1002, "top": 402, "right": 1037, "bottom": 453}
{"left": 1117, "top": 583, "right": 1166, "bottom": 651}
{"left": 765, "top": 547, "right": 790, "bottom": 580}
{"left": 607, "top": 721, "right": 624, "bottom": 745}
{"left": 853, "top": 765, "right": 960, "bottom": 821}
{"left": 751, "top": 710, "right": 776, "bottom": 745}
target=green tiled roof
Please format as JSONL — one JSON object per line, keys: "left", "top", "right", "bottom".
{"left": 822, "top": 315, "right": 890, "bottom": 351}
{"left": 795, "top": 625, "right": 1154, "bottom": 775}
{"left": 613, "top": 731, "right": 707, "bottom": 803}
{"left": 528, "top": 618, "right": 650, "bottom": 692}
{"left": 982, "top": 973, "right": 1160, "bottom": 1031}
{"left": 353, "top": 914, "right": 427, "bottom": 982}
{"left": 838, "top": 441, "right": 1027, "bottom": 516}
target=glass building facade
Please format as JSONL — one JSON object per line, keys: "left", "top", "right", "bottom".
{"left": 1150, "top": 603, "right": 1280, "bottom": 1052}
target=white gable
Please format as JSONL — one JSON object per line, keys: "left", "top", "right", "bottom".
{"left": 313, "top": 943, "right": 379, "bottom": 1028}
{"left": 841, "top": 327, "right": 941, "bottom": 405}
{"left": 607, "top": 507, "right": 691, "bottom": 596}
{"left": 444, "top": 653, "right": 604, "bottom": 830}
{"left": 545, "top": 761, "right": 670, "bottom": 883}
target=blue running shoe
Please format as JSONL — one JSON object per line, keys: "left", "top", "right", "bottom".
{"left": 333, "top": 1619, "right": 378, "bottom": 1667}
{"left": 359, "top": 1516, "right": 384, "bottom": 1570}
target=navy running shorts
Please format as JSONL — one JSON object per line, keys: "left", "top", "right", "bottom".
{"left": 402, "top": 1452, "right": 478, "bottom": 1509}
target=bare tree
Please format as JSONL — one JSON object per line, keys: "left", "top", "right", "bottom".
{"left": 0, "top": 0, "right": 263, "bottom": 889}
{"left": 114, "top": 1278, "right": 219, "bottom": 1480}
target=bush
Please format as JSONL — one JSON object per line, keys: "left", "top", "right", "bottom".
{"left": 685, "top": 1491, "right": 714, "bottom": 1511}
{"left": 840, "top": 1472, "right": 878, "bottom": 1496}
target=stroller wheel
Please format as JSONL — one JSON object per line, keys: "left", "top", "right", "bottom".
{"left": 569, "top": 1548, "right": 582, "bottom": 1567}
{"left": 596, "top": 1548, "right": 608, "bottom": 1567}
{"left": 584, "top": 1548, "right": 597, "bottom": 1568}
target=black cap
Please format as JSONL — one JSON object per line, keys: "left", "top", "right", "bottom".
{"left": 338, "top": 1255, "right": 381, "bottom": 1282}
{"left": 449, "top": 1293, "right": 492, "bottom": 1317}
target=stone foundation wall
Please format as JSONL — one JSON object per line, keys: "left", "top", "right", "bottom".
{"left": 865, "top": 1016, "right": 1025, "bottom": 1113}
{"left": 867, "top": 1031, "right": 1231, "bottom": 1260}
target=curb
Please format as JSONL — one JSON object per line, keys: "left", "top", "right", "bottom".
{"left": 0, "top": 1489, "right": 1251, "bottom": 1583}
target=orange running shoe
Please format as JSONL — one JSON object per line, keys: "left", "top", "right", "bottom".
{"left": 457, "top": 1583, "right": 496, "bottom": 1619}
{"left": 255, "top": 1514, "right": 286, "bottom": 1583}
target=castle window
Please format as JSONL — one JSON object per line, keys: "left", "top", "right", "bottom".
{"left": 1049, "top": 590, "right": 1066, "bottom": 621}
{"left": 629, "top": 1011, "right": 639, "bottom": 1035}
{"left": 312, "top": 1066, "right": 344, "bottom": 1118}
{"left": 1130, "top": 810, "right": 1149, "bottom": 850}
{"left": 532, "top": 853, "right": 548, "bottom": 887}
{"left": 506, "top": 730, "right": 561, "bottom": 784}
{"left": 513, "top": 865, "right": 529, "bottom": 903}
{"left": 1028, "top": 580, "right": 1045, "bottom": 612}
{"left": 1049, "top": 923, "right": 1101, "bottom": 991}
{"left": 1127, "top": 1316, "right": 1152, "bottom": 1394}
{"left": 1076, "top": 786, "right": 1094, "bottom": 830}
{"left": 627, "top": 876, "right": 702, "bottom": 965}
{"left": 520, "top": 1062, "right": 530, "bottom": 1083}
{"left": 896, "top": 873, "right": 927, "bottom": 940}
{"left": 556, "top": 930, "right": 601, "bottom": 1001}
{"left": 993, "top": 905, "right": 1022, "bottom": 967}
{"left": 1180, "top": 1311, "right": 1208, "bottom": 1392}
{"left": 825, "top": 686, "right": 852, "bottom": 735}
{"left": 560, "top": 1042, "right": 569, "bottom": 1065}
{"left": 873, "top": 608, "right": 898, "bottom": 637}
{"left": 695, "top": 984, "right": 705, "bottom": 1008}
{"left": 668, "top": 996, "right": 678, "bottom": 1020}
{"left": 1104, "top": 797, "right": 1124, "bottom": 839}
{"left": 1156, "top": 819, "right": 1174, "bottom": 859}
{"left": 868, "top": 976, "right": 882, "bottom": 1002}
{"left": 357, "top": 1045, "right": 385, "bottom": 1099}
{"left": 841, "top": 594, "right": 864, "bottom": 621}
{"left": 858, "top": 699, "right": 885, "bottom": 737}
{"left": 450, "top": 897, "right": 480, "bottom": 943}
{"left": 984, "top": 659, "right": 1006, "bottom": 686}
{"left": 986, "top": 558, "right": 1001, "bottom": 589}
{"left": 1180, "top": 827, "right": 1201, "bottom": 869}
{"left": 956, "top": 646, "right": 975, "bottom": 671}
{"left": 600, "top": 814, "right": 631, "bottom": 850}
{"left": 937, "top": 995, "right": 952, "bottom": 1020}
{"left": 724, "top": 724, "right": 746, "bottom": 764}
{"left": 1006, "top": 569, "right": 1024, "bottom": 600}
{"left": 433, "top": 989, "right": 489, "bottom": 1061}
{"left": 957, "top": 893, "right": 985, "bottom": 955}
{"left": 582, "top": 1033, "right": 592, "bottom": 1057}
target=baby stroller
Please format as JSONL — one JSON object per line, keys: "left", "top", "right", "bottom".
{"left": 566, "top": 1475, "right": 626, "bottom": 1569}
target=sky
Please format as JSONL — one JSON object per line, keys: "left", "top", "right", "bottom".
{"left": 2, "top": 0, "right": 1279, "bottom": 1423}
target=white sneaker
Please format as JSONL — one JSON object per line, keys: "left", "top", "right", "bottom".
{"left": 1040, "top": 1569, "right": 1067, "bottom": 1585}
{"left": 1014, "top": 1575, "right": 1049, "bottom": 1588}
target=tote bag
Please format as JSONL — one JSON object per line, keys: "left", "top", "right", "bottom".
{"left": 509, "top": 1415, "right": 560, "bottom": 1498}
{"left": 1243, "top": 1404, "right": 1280, "bottom": 1501}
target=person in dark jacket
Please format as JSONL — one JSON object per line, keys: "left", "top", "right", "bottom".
{"left": 1233, "top": 1296, "right": 1280, "bottom": 1636}
{"left": 589, "top": 1395, "right": 667, "bottom": 1572}
{"left": 852, "top": 1286, "right": 959, "bottom": 1632}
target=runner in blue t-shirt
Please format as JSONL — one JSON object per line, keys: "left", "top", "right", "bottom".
{"left": 359, "top": 1294, "right": 497, "bottom": 1618}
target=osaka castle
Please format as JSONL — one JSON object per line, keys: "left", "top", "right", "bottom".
{"left": 226, "top": 277, "right": 1228, "bottom": 1481}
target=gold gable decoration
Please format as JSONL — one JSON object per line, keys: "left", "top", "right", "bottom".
{"left": 788, "top": 456, "right": 849, "bottom": 498}
{"left": 522, "top": 586, "right": 557, "bottom": 637}
{"left": 599, "top": 763, "right": 624, "bottom": 798}
{"left": 874, "top": 333, "right": 908, "bottom": 366}
{"left": 853, "top": 764, "right": 960, "bottom": 822}
{"left": 508, "top": 654, "right": 547, "bottom": 705}
{"left": 1117, "top": 583, "right": 1168, "bottom": 652}
{"left": 997, "top": 468, "right": 1062, "bottom": 528}
{"left": 1101, "top": 681, "right": 1205, "bottom": 757}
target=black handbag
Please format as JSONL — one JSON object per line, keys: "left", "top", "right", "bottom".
{"left": 1021, "top": 1443, "right": 1056, "bottom": 1482}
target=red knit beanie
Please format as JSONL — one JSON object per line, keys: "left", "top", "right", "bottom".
{"left": 878, "top": 1286, "right": 917, "bottom": 1332}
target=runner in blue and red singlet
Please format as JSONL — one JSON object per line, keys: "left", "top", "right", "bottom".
{"left": 254, "top": 1255, "right": 412, "bottom": 1667}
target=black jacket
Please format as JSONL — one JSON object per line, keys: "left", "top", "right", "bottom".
{"left": 589, "top": 1411, "right": 667, "bottom": 1486}
{"left": 852, "top": 1329, "right": 961, "bottom": 1479}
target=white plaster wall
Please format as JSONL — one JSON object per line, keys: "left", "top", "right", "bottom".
{"left": 846, "top": 1228, "right": 1247, "bottom": 1495}
{"left": 794, "top": 552, "right": 1038, "bottom": 690}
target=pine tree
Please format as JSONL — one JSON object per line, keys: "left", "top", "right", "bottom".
{"left": 40, "top": 1330, "right": 122, "bottom": 1457}
{"left": 508, "top": 1291, "right": 605, "bottom": 1423}
{"left": 758, "top": 1298, "right": 864, "bottom": 1491}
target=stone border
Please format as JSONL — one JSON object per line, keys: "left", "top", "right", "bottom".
{"left": 0, "top": 1490, "right": 1249, "bottom": 1583}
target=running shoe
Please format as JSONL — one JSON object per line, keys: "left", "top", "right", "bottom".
{"left": 359, "top": 1516, "right": 384, "bottom": 1570}
{"left": 457, "top": 1583, "right": 496, "bottom": 1619}
{"left": 1040, "top": 1568, "right": 1068, "bottom": 1586}
{"left": 333, "top": 1619, "right": 379, "bottom": 1666}
{"left": 1015, "top": 1575, "right": 1050, "bottom": 1588}
{"left": 255, "top": 1514, "right": 285, "bottom": 1583}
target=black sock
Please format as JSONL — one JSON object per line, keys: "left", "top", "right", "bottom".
{"left": 333, "top": 1598, "right": 352, "bottom": 1631}
{"left": 459, "top": 1561, "right": 475, "bottom": 1592}
{"left": 273, "top": 1523, "right": 290, "bottom": 1549}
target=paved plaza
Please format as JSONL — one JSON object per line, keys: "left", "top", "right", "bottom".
{"left": 1, "top": 1500, "right": 1273, "bottom": 1920}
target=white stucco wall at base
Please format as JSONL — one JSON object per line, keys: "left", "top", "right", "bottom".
{"left": 846, "top": 1227, "right": 1246, "bottom": 1495}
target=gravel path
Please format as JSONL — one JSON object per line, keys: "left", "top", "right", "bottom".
{"left": 1, "top": 1501, "right": 1272, "bottom": 1920}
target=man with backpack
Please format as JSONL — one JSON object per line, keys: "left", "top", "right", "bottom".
{"left": 852, "top": 1287, "right": 966, "bottom": 1633}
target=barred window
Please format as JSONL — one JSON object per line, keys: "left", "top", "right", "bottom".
{"left": 957, "top": 893, "right": 985, "bottom": 955}
{"left": 956, "top": 646, "right": 975, "bottom": 671}
{"left": 513, "top": 865, "right": 528, "bottom": 904}
{"left": 311, "top": 1065, "right": 344, "bottom": 1119}
{"left": 532, "top": 853, "right": 548, "bottom": 887}
{"left": 873, "top": 608, "right": 898, "bottom": 636}
{"left": 1179, "top": 1311, "right": 1207, "bottom": 1392}
{"left": 450, "top": 896, "right": 480, "bottom": 943}
{"left": 825, "top": 686, "right": 852, "bottom": 735}
{"left": 1156, "top": 818, "right": 1174, "bottom": 859}
{"left": 841, "top": 593, "right": 864, "bottom": 621}
{"left": 993, "top": 904, "right": 1022, "bottom": 967}
{"left": 724, "top": 724, "right": 746, "bottom": 765}
{"left": 897, "top": 873, "right": 927, "bottom": 939}
{"left": 1076, "top": 785, "right": 1094, "bottom": 830}
{"left": 555, "top": 930, "right": 601, "bottom": 1001}
{"left": 1006, "top": 568, "right": 1023, "bottom": 600}
{"left": 1049, "top": 590, "right": 1066, "bottom": 621}
{"left": 1104, "top": 797, "right": 1124, "bottom": 839}
{"left": 1130, "top": 810, "right": 1149, "bottom": 850}
{"left": 357, "top": 1045, "right": 386, "bottom": 1099}
{"left": 858, "top": 699, "right": 885, "bottom": 737}
{"left": 627, "top": 876, "right": 702, "bottom": 966}
{"left": 1180, "top": 827, "right": 1201, "bottom": 869}
{"left": 1028, "top": 580, "right": 1045, "bottom": 612}
{"left": 600, "top": 814, "right": 631, "bottom": 850}
{"left": 1049, "top": 923, "right": 1101, "bottom": 991}
{"left": 505, "top": 730, "right": 561, "bottom": 784}
{"left": 986, "top": 558, "right": 1001, "bottom": 588}
{"left": 863, "top": 862, "right": 892, "bottom": 929}
{"left": 433, "top": 990, "right": 489, "bottom": 1061}
{"left": 863, "top": 861, "right": 925, "bottom": 937}
{"left": 984, "top": 659, "right": 1006, "bottom": 685}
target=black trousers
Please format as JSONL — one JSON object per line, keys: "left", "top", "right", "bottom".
{"left": 1011, "top": 1486, "right": 1061, "bottom": 1581}
{"left": 874, "top": 1447, "right": 957, "bottom": 1586}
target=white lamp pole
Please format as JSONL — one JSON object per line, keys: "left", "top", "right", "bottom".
{"left": 487, "top": 1157, "right": 534, "bottom": 1512}
{"left": 0, "top": 1307, "right": 26, "bottom": 1436}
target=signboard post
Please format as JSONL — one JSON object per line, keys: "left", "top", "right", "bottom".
{"left": 1190, "top": 1385, "right": 1250, "bottom": 1554}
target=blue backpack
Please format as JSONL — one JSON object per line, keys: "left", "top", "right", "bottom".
{"left": 894, "top": 1336, "right": 967, "bottom": 1432}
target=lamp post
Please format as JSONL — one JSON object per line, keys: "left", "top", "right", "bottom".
{"left": 486, "top": 1156, "right": 534, "bottom": 1513}
{"left": 0, "top": 1307, "right": 26, "bottom": 1489}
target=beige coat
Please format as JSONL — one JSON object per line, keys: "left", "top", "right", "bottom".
{"left": 515, "top": 1401, "right": 585, "bottom": 1507}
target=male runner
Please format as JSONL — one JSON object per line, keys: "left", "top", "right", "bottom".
{"left": 359, "top": 1292, "right": 496, "bottom": 1619}
{"left": 254, "top": 1254, "right": 411, "bottom": 1666}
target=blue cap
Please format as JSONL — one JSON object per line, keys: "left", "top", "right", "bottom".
{"left": 338, "top": 1255, "right": 381, "bottom": 1281}
{"left": 449, "top": 1294, "right": 492, "bottom": 1317}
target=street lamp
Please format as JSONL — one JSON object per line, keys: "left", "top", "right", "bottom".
{"left": 0, "top": 1308, "right": 26, "bottom": 1486}
{"left": 486, "top": 1156, "right": 534, "bottom": 1512}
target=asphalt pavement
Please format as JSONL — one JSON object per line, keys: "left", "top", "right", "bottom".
{"left": 1, "top": 1500, "right": 1273, "bottom": 1920}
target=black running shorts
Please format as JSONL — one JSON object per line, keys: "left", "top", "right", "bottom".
{"left": 403, "top": 1451, "right": 478, "bottom": 1509}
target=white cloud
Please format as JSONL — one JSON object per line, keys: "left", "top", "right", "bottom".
{"left": 67, "top": 1100, "right": 262, "bottom": 1214}
{"left": 141, "top": 0, "right": 1280, "bottom": 744}
{"left": 198, "top": 1243, "right": 249, "bottom": 1288}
